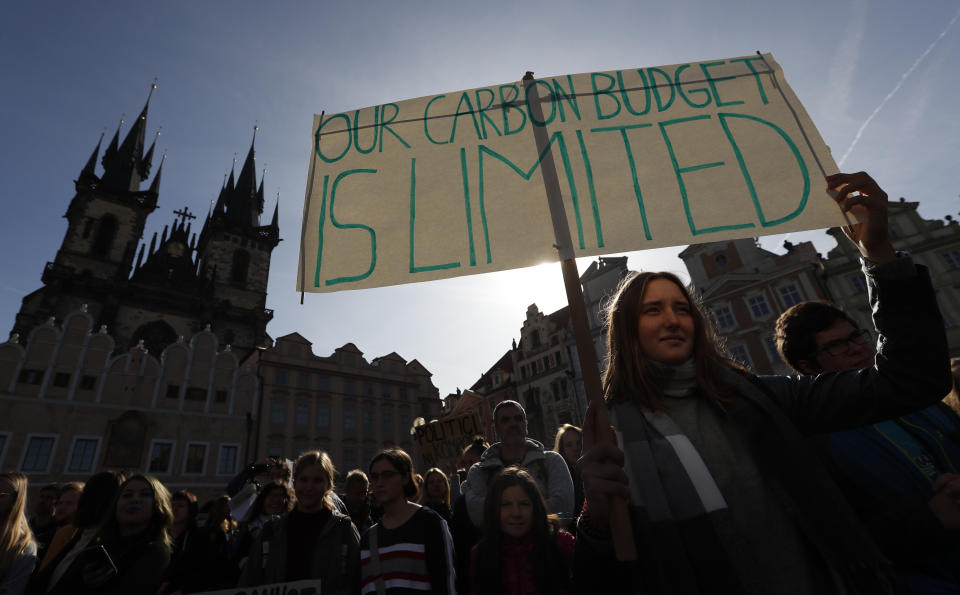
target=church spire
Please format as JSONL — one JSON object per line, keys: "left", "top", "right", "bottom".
{"left": 100, "top": 82, "right": 157, "bottom": 193}
{"left": 226, "top": 124, "right": 260, "bottom": 228}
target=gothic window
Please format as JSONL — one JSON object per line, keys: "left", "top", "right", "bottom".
{"left": 231, "top": 249, "right": 250, "bottom": 284}
{"left": 91, "top": 214, "right": 118, "bottom": 257}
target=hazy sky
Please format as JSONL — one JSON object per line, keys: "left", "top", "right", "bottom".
{"left": 2, "top": 0, "right": 958, "bottom": 397}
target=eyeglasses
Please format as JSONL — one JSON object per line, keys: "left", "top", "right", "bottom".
{"left": 810, "top": 328, "right": 873, "bottom": 358}
{"left": 369, "top": 470, "right": 401, "bottom": 483}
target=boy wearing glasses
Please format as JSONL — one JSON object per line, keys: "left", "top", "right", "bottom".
{"left": 776, "top": 299, "right": 960, "bottom": 592}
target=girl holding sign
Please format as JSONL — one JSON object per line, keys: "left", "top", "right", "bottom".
{"left": 574, "top": 172, "right": 953, "bottom": 595}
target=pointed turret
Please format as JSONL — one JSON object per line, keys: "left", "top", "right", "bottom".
{"left": 148, "top": 153, "right": 165, "bottom": 196}
{"left": 80, "top": 132, "right": 104, "bottom": 181}
{"left": 100, "top": 83, "right": 156, "bottom": 193}
{"left": 270, "top": 196, "right": 279, "bottom": 229}
{"left": 142, "top": 130, "right": 159, "bottom": 179}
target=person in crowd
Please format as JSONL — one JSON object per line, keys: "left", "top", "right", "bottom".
{"left": 0, "top": 473, "right": 37, "bottom": 595}
{"left": 554, "top": 424, "right": 584, "bottom": 532}
{"left": 227, "top": 456, "right": 292, "bottom": 522}
{"left": 35, "top": 482, "right": 84, "bottom": 575}
{"left": 419, "top": 468, "right": 453, "bottom": 523}
{"left": 457, "top": 438, "right": 487, "bottom": 485}
{"left": 776, "top": 299, "right": 960, "bottom": 591}
{"left": 52, "top": 484, "right": 82, "bottom": 529}
{"left": 471, "top": 467, "right": 574, "bottom": 594}
{"left": 164, "top": 496, "right": 237, "bottom": 593}
{"left": 463, "top": 400, "right": 574, "bottom": 528}
{"left": 30, "top": 471, "right": 124, "bottom": 593}
{"left": 157, "top": 491, "right": 198, "bottom": 595}
{"left": 452, "top": 438, "right": 488, "bottom": 595}
{"left": 28, "top": 484, "right": 58, "bottom": 558}
{"left": 575, "top": 172, "right": 952, "bottom": 594}
{"left": 239, "top": 450, "right": 359, "bottom": 594}
{"left": 47, "top": 474, "right": 172, "bottom": 595}
{"left": 342, "top": 470, "right": 372, "bottom": 535}
{"left": 232, "top": 480, "right": 293, "bottom": 572}
{"left": 168, "top": 491, "right": 199, "bottom": 553}
{"left": 360, "top": 448, "right": 455, "bottom": 594}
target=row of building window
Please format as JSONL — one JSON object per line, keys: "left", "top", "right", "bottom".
{"left": 519, "top": 350, "right": 562, "bottom": 379}
{"left": 712, "top": 283, "right": 806, "bottom": 331}
{"left": 272, "top": 370, "right": 409, "bottom": 399}
{"left": 0, "top": 434, "right": 239, "bottom": 477}
{"left": 270, "top": 400, "right": 411, "bottom": 435}
{"left": 17, "top": 370, "right": 98, "bottom": 389}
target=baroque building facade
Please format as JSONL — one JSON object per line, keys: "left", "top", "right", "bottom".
{"left": 246, "top": 332, "right": 442, "bottom": 475}
{"left": 680, "top": 238, "right": 827, "bottom": 375}
{"left": 683, "top": 198, "right": 960, "bottom": 374}
{"left": 13, "top": 89, "right": 279, "bottom": 360}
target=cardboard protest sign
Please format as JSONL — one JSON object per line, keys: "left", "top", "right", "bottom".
{"left": 194, "top": 579, "right": 321, "bottom": 595}
{"left": 414, "top": 412, "right": 483, "bottom": 468}
{"left": 298, "top": 53, "right": 842, "bottom": 292}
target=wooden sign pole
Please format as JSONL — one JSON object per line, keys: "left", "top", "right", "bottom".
{"left": 522, "top": 72, "right": 637, "bottom": 560}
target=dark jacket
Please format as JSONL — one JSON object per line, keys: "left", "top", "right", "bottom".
{"left": 238, "top": 508, "right": 359, "bottom": 595}
{"left": 575, "top": 264, "right": 952, "bottom": 595}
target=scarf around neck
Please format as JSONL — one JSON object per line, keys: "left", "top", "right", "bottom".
{"left": 611, "top": 358, "right": 744, "bottom": 593}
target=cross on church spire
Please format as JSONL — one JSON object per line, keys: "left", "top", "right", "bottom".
{"left": 173, "top": 206, "right": 196, "bottom": 227}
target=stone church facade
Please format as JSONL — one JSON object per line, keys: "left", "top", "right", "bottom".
{"left": 12, "top": 87, "right": 280, "bottom": 360}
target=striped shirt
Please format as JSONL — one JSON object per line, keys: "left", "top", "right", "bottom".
{"left": 360, "top": 507, "right": 456, "bottom": 594}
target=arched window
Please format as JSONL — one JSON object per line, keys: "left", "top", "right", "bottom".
{"left": 91, "top": 214, "right": 118, "bottom": 257}
{"left": 230, "top": 249, "right": 250, "bottom": 284}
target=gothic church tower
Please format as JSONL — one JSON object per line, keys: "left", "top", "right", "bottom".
{"left": 13, "top": 89, "right": 279, "bottom": 359}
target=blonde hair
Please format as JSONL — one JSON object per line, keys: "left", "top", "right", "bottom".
{"left": 418, "top": 468, "right": 451, "bottom": 509}
{"left": 553, "top": 424, "right": 581, "bottom": 454}
{"left": 0, "top": 473, "right": 35, "bottom": 572}
{"left": 294, "top": 450, "right": 337, "bottom": 510}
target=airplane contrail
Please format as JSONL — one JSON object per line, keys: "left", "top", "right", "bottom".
{"left": 838, "top": 8, "right": 960, "bottom": 167}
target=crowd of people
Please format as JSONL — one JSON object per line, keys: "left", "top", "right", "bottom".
{"left": 1, "top": 171, "right": 960, "bottom": 594}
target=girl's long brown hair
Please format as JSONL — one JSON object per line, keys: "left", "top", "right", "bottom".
{"left": 602, "top": 271, "right": 746, "bottom": 410}
{"left": 0, "top": 473, "right": 35, "bottom": 571}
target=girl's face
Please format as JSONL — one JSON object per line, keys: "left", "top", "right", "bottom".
{"left": 499, "top": 485, "right": 533, "bottom": 538}
{"left": 426, "top": 472, "right": 446, "bottom": 500}
{"left": 560, "top": 432, "right": 581, "bottom": 465}
{"left": 263, "top": 487, "right": 286, "bottom": 515}
{"left": 116, "top": 479, "right": 155, "bottom": 530}
{"left": 636, "top": 279, "right": 696, "bottom": 365}
{"left": 171, "top": 498, "right": 190, "bottom": 524}
{"left": 294, "top": 463, "right": 330, "bottom": 514}
{"left": 369, "top": 459, "right": 405, "bottom": 506}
